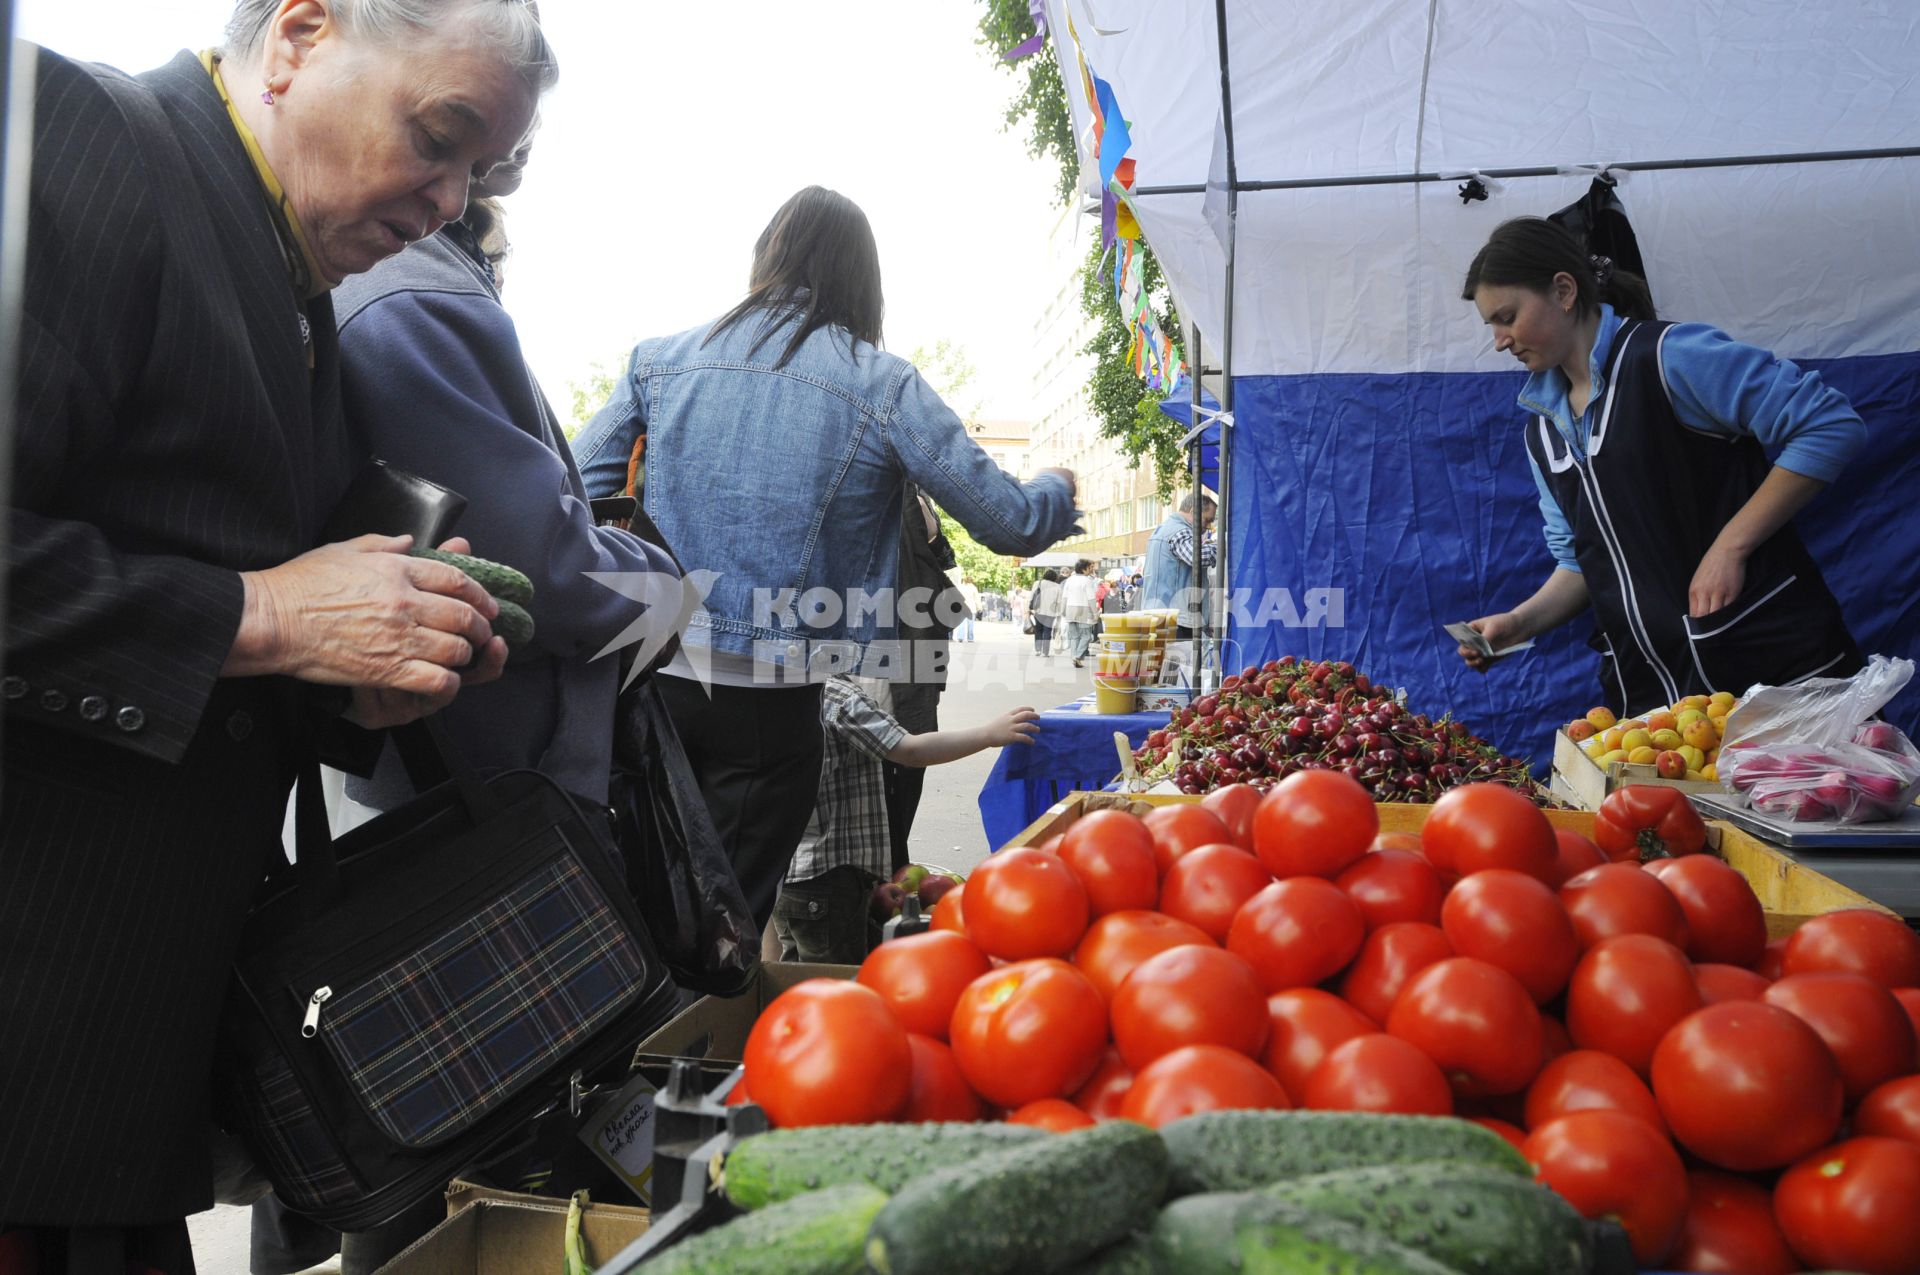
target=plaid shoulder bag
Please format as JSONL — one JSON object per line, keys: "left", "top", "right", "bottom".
{"left": 214, "top": 721, "right": 679, "bottom": 1231}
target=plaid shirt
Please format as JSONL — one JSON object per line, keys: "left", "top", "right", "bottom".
{"left": 1168, "top": 520, "right": 1218, "bottom": 570}
{"left": 784, "top": 677, "right": 908, "bottom": 885}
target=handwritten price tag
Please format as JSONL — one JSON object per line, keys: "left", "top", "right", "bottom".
{"left": 578, "top": 1072, "right": 658, "bottom": 1204}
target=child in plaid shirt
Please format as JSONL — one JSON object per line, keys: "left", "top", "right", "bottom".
{"left": 773, "top": 674, "right": 1040, "bottom": 963}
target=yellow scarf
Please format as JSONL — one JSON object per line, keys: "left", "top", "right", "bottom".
{"left": 200, "top": 49, "right": 329, "bottom": 300}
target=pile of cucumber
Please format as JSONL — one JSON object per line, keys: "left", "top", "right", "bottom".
{"left": 408, "top": 547, "right": 535, "bottom": 653}
{"left": 639, "top": 1110, "right": 1614, "bottom": 1275}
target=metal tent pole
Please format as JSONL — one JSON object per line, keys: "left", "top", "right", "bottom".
{"left": 1202, "top": 0, "right": 1239, "bottom": 690}
{"left": 1128, "top": 144, "right": 1920, "bottom": 198}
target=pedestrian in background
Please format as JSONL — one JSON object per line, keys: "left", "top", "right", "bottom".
{"left": 1030, "top": 568, "right": 1064, "bottom": 656}
{"left": 1063, "top": 558, "right": 1101, "bottom": 667}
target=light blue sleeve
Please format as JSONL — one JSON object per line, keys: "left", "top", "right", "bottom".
{"left": 1657, "top": 323, "right": 1866, "bottom": 482}
{"left": 1529, "top": 450, "right": 1582, "bottom": 573}
{"left": 573, "top": 344, "right": 644, "bottom": 500}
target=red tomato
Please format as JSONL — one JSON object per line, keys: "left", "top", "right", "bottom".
{"left": 1524, "top": 1049, "right": 1667, "bottom": 1136}
{"left": 1301, "top": 1033, "right": 1453, "bottom": 1115}
{"left": 1420, "top": 783, "right": 1556, "bottom": 884}
{"left": 1055, "top": 810, "right": 1160, "bottom": 916}
{"left": 1006, "top": 1097, "right": 1094, "bottom": 1132}
{"left": 1440, "top": 869, "right": 1580, "bottom": 1005}
{"left": 1035, "top": 834, "right": 1064, "bottom": 855}
{"left": 899, "top": 1034, "right": 985, "bottom": 1122}
{"left": 856, "top": 930, "right": 991, "bottom": 1040}
{"left": 1384, "top": 957, "right": 1544, "bottom": 1098}
{"left": 1643, "top": 855, "right": 1767, "bottom": 968}
{"left": 1546, "top": 828, "right": 1607, "bottom": 888}
{"left": 1069, "top": 1046, "right": 1133, "bottom": 1120}
{"left": 722, "top": 1074, "right": 753, "bottom": 1109}
{"left": 1370, "top": 831, "right": 1426, "bottom": 855}
{"left": 1784, "top": 908, "right": 1920, "bottom": 989}
{"left": 1071, "top": 909, "right": 1215, "bottom": 1004}
{"left": 1468, "top": 1116, "right": 1529, "bottom": 1154}
{"left": 1158, "top": 843, "right": 1274, "bottom": 942}
{"left": 1896, "top": 988, "right": 1920, "bottom": 1041}
{"left": 1565, "top": 934, "right": 1702, "bottom": 1077}
{"left": 1200, "top": 783, "right": 1262, "bottom": 850}
{"left": 1559, "top": 863, "right": 1689, "bottom": 950}
{"left": 1694, "top": 962, "right": 1771, "bottom": 1004}
{"left": 742, "top": 979, "right": 911, "bottom": 1127}
{"left": 930, "top": 880, "right": 967, "bottom": 934}
{"left": 1757, "top": 934, "right": 1788, "bottom": 980}
{"left": 948, "top": 958, "right": 1108, "bottom": 1109}
{"left": 1262, "top": 988, "right": 1378, "bottom": 1098}
{"left": 1142, "top": 804, "right": 1232, "bottom": 877}
{"left": 1525, "top": 1109, "right": 1689, "bottom": 1265}
{"left": 1252, "top": 771, "right": 1378, "bottom": 879}
{"left": 1110, "top": 943, "right": 1269, "bottom": 1070}
{"left": 963, "top": 848, "right": 1090, "bottom": 960}
{"left": 1668, "top": 1170, "right": 1799, "bottom": 1275}
{"left": 1774, "top": 1136, "right": 1920, "bottom": 1275}
{"left": 1763, "top": 971, "right": 1919, "bottom": 1103}
{"left": 1227, "top": 877, "right": 1365, "bottom": 993}
{"left": 1339, "top": 921, "right": 1452, "bottom": 1026}
{"left": 1117, "top": 1043, "right": 1291, "bottom": 1127}
{"left": 1334, "top": 850, "right": 1443, "bottom": 930}
{"left": 1856, "top": 1075, "right": 1920, "bottom": 1147}
{"left": 1651, "top": 1001, "right": 1843, "bottom": 1170}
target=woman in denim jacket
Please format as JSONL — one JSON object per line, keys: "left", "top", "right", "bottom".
{"left": 577, "top": 186, "right": 1079, "bottom": 925}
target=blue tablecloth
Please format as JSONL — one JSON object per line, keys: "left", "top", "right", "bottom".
{"left": 976, "top": 695, "right": 1171, "bottom": 851}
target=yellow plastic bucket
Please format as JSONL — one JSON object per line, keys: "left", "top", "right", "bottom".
{"left": 1094, "top": 676, "right": 1139, "bottom": 714}
{"left": 1105, "top": 612, "right": 1152, "bottom": 633}
{"left": 1098, "top": 632, "right": 1151, "bottom": 652}
{"left": 1095, "top": 652, "right": 1150, "bottom": 678}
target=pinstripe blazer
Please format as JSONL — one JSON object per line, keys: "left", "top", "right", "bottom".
{"left": 0, "top": 48, "right": 358, "bottom": 1222}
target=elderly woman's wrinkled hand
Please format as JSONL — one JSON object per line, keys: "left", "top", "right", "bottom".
{"left": 228, "top": 534, "right": 503, "bottom": 699}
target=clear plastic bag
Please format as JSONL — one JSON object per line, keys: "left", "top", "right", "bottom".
{"left": 1717, "top": 655, "right": 1920, "bottom": 823}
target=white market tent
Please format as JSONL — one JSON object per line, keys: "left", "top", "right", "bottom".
{"left": 1042, "top": 0, "right": 1920, "bottom": 747}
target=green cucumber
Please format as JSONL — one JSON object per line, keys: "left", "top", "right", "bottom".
{"left": 865, "top": 1121, "right": 1169, "bottom": 1275}
{"left": 1161, "top": 1110, "right": 1530, "bottom": 1196}
{"left": 640, "top": 1182, "right": 886, "bottom": 1275}
{"left": 491, "top": 598, "right": 534, "bottom": 653}
{"left": 407, "top": 546, "right": 534, "bottom": 607}
{"left": 1151, "top": 1192, "right": 1462, "bottom": 1275}
{"left": 1058, "top": 1234, "right": 1164, "bottom": 1274}
{"left": 717, "top": 1122, "right": 1046, "bottom": 1210}
{"left": 1264, "top": 1162, "right": 1590, "bottom": 1275}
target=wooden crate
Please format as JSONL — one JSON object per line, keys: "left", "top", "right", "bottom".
{"left": 1005, "top": 793, "right": 1892, "bottom": 937}
{"left": 1551, "top": 729, "right": 1722, "bottom": 811}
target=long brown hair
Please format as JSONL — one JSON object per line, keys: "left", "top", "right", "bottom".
{"left": 707, "top": 186, "right": 885, "bottom": 368}
{"left": 1463, "top": 216, "right": 1656, "bottom": 321}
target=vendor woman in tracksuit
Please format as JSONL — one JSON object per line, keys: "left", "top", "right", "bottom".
{"left": 1457, "top": 217, "right": 1864, "bottom": 714}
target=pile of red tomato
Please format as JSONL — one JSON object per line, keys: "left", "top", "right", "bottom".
{"left": 739, "top": 778, "right": 1920, "bottom": 1274}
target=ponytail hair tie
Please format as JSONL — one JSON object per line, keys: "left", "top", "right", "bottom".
{"left": 1589, "top": 254, "right": 1615, "bottom": 288}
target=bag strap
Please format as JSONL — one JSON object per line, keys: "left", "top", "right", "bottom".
{"left": 291, "top": 717, "right": 497, "bottom": 910}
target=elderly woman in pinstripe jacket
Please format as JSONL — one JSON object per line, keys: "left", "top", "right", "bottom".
{"left": 1, "top": 2, "right": 553, "bottom": 1269}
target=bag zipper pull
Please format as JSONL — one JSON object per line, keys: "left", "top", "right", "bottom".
{"left": 301, "top": 986, "right": 333, "bottom": 1039}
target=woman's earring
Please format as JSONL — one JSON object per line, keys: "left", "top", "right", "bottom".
{"left": 261, "top": 86, "right": 276, "bottom": 106}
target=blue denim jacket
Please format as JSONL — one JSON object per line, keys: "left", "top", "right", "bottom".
{"left": 576, "top": 311, "right": 1079, "bottom": 664}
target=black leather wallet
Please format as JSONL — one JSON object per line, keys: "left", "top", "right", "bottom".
{"left": 322, "top": 459, "right": 468, "bottom": 545}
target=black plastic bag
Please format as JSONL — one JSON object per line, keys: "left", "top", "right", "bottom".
{"left": 1549, "top": 174, "right": 1649, "bottom": 284}
{"left": 609, "top": 680, "right": 760, "bottom": 996}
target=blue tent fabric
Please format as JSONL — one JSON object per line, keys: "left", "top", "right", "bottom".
{"left": 1217, "top": 355, "right": 1920, "bottom": 773}
{"left": 1155, "top": 392, "right": 1221, "bottom": 491}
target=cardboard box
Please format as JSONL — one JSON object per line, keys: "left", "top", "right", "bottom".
{"left": 376, "top": 1193, "right": 648, "bottom": 1275}
{"left": 1003, "top": 792, "right": 1893, "bottom": 939}
{"left": 631, "top": 961, "right": 857, "bottom": 1067}
{"left": 1552, "top": 728, "right": 1722, "bottom": 811}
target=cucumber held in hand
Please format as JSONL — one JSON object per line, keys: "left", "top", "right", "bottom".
{"left": 1264, "top": 1162, "right": 1590, "bottom": 1275}
{"left": 490, "top": 598, "right": 534, "bottom": 653}
{"left": 865, "top": 1120, "right": 1168, "bottom": 1275}
{"left": 718, "top": 1122, "right": 1045, "bottom": 1210}
{"left": 407, "top": 546, "right": 534, "bottom": 607}
{"left": 1161, "top": 1110, "right": 1530, "bottom": 1196}
{"left": 640, "top": 1182, "right": 887, "bottom": 1275}
{"left": 1152, "top": 1192, "right": 1461, "bottom": 1275}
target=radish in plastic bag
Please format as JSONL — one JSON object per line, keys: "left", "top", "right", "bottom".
{"left": 1716, "top": 655, "right": 1920, "bottom": 823}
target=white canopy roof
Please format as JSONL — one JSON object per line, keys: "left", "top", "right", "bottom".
{"left": 1045, "top": 0, "right": 1920, "bottom": 376}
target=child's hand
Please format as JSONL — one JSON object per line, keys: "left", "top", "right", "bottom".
{"left": 986, "top": 707, "right": 1041, "bottom": 748}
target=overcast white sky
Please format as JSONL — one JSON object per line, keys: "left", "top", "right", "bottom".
{"left": 16, "top": 0, "right": 1071, "bottom": 420}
